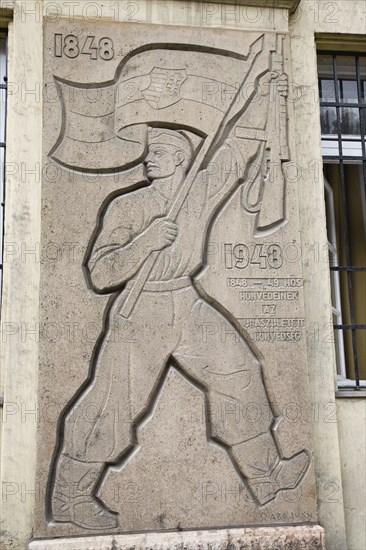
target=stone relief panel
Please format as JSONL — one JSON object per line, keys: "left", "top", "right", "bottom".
{"left": 35, "top": 21, "right": 317, "bottom": 538}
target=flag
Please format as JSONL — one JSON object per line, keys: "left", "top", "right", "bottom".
{"left": 50, "top": 45, "right": 263, "bottom": 173}
{"left": 49, "top": 36, "right": 289, "bottom": 235}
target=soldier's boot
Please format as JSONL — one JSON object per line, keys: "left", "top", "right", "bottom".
{"left": 232, "top": 432, "right": 310, "bottom": 506}
{"left": 51, "top": 454, "right": 118, "bottom": 530}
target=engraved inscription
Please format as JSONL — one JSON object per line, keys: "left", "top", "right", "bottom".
{"left": 227, "top": 277, "right": 303, "bottom": 288}
{"left": 239, "top": 290, "right": 300, "bottom": 301}
{"left": 239, "top": 318, "right": 305, "bottom": 344}
{"left": 224, "top": 243, "right": 283, "bottom": 270}
{"left": 54, "top": 33, "right": 114, "bottom": 60}
{"left": 262, "top": 304, "right": 277, "bottom": 314}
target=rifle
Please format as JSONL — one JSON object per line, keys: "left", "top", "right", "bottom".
{"left": 119, "top": 35, "right": 265, "bottom": 318}
{"left": 256, "top": 33, "right": 290, "bottom": 234}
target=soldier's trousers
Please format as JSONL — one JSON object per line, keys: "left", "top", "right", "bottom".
{"left": 62, "top": 282, "right": 275, "bottom": 465}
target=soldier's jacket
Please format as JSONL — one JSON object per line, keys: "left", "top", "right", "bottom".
{"left": 88, "top": 135, "right": 263, "bottom": 287}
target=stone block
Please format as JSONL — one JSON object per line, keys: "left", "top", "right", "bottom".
{"left": 33, "top": 18, "right": 318, "bottom": 540}
{"left": 29, "top": 526, "right": 326, "bottom": 549}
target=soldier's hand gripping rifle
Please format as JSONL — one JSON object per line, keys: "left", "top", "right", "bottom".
{"left": 256, "top": 33, "right": 290, "bottom": 234}
{"left": 119, "top": 35, "right": 265, "bottom": 319}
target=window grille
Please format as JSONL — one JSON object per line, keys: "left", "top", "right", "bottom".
{"left": 0, "top": 29, "right": 8, "bottom": 311}
{"left": 318, "top": 51, "right": 366, "bottom": 390}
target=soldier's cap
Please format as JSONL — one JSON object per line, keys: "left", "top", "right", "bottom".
{"left": 148, "top": 128, "right": 194, "bottom": 159}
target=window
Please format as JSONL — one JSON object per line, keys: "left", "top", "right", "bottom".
{"left": 318, "top": 51, "right": 366, "bottom": 390}
{"left": 0, "top": 29, "right": 8, "bottom": 310}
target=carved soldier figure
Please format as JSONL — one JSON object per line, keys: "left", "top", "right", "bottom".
{"left": 50, "top": 71, "right": 309, "bottom": 530}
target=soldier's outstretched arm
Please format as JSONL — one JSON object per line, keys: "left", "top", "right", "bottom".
{"left": 86, "top": 195, "right": 178, "bottom": 293}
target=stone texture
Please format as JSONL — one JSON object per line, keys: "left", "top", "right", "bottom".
{"left": 33, "top": 18, "right": 317, "bottom": 540}
{"left": 175, "top": 0, "right": 301, "bottom": 13}
{"left": 0, "top": 4, "right": 43, "bottom": 550}
{"left": 29, "top": 526, "right": 325, "bottom": 549}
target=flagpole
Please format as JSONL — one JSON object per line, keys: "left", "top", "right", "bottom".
{"left": 119, "top": 35, "right": 265, "bottom": 319}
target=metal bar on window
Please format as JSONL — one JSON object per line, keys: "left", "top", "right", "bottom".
{"left": 330, "top": 266, "right": 366, "bottom": 271}
{"left": 332, "top": 55, "right": 343, "bottom": 158}
{"left": 338, "top": 162, "right": 360, "bottom": 387}
{"left": 319, "top": 51, "right": 366, "bottom": 389}
{"left": 319, "top": 50, "right": 366, "bottom": 389}
{"left": 323, "top": 157, "right": 366, "bottom": 162}
{"left": 356, "top": 57, "right": 366, "bottom": 139}
{"left": 355, "top": 57, "right": 366, "bottom": 195}
{"left": 320, "top": 52, "right": 366, "bottom": 162}
{"left": 334, "top": 325, "right": 366, "bottom": 330}
{"left": 0, "top": 29, "right": 8, "bottom": 314}
{"left": 333, "top": 53, "right": 361, "bottom": 387}
{"left": 321, "top": 101, "right": 365, "bottom": 108}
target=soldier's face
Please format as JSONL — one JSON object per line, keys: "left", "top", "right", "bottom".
{"left": 145, "top": 143, "right": 181, "bottom": 180}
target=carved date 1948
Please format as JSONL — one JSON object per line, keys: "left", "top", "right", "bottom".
{"left": 224, "top": 243, "right": 283, "bottom": 270}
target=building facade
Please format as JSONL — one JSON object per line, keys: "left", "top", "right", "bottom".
{"left": 0, "top": 1, "right": 365, "bottom": 549}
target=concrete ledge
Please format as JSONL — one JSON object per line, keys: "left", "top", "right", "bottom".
{"left": 175, "top": 0, "right": 301, "bottom": 14}
{"left": 29, "top": 525, "right": 325, "bottom": 549}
